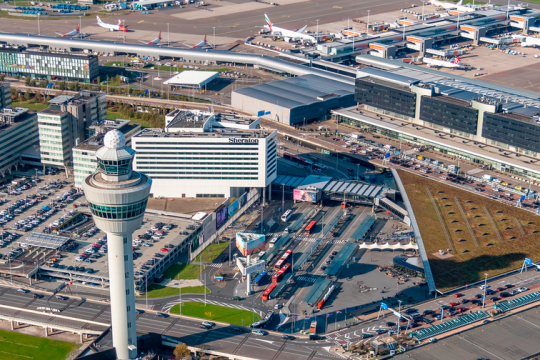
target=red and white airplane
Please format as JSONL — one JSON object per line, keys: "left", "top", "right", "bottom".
{"left": 184, "top": 34, "right": 210, "bottom": 49}
{"left": 96, "top": 16, "right": 127, "bottom": 32}
{"left": 423, "top": 56, "right": 462, "bottom": 68}
{"left": 140, "top": 31, "right": 161, "bottom": 45}
{"left": 56, "top": 24, "right": 80, "bottom": 37}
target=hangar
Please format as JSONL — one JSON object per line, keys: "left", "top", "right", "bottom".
{"left": 231, "top": 74, "right": 355, "bottom": 126}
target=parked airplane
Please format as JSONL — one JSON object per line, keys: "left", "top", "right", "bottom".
{"left": 263, "top": 14, "right": 316, "bottom": 44}
{"left": 184, "top": 34, "right": 210, "bottom": 49}
{"left": 96, "top": 16, "right": 127, "bottom": 31}
{"left": 423, "top": 56, "right": 462, "bottom": 68}
{"left": 139, "top": 31, "right": 161, "bottom": 45}
{"left": 56, "top": 24, "right": 79, "bottom": 37}
{"left": 431, "top": 0, "right": 463, "bottom": 9}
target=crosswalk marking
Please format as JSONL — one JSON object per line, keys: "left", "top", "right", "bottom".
{"left": 297, "top": 276, "right": 317, "bottom": 283}
{"left": 207, "top": 263, "right": 223, "bottom": 268}
{"left": 293, "top": 236, "right": 349, "bottom": 244}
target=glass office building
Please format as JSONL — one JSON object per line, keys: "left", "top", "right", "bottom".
{"left": 0, "top": 47, "right": 98, "bottom": 83}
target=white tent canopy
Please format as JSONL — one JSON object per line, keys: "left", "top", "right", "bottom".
{"left": 163, "top": 71, "right": 219, "bottom": 89}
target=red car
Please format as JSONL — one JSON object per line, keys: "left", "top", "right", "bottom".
{"left": 456, "top": 307, "right": 466, "bottom": 313}
{"left": 160, "top": 248, "right": 169, "bottom": 252}
{"left": 449, "top": 302, "right": 459, "bottom": 307}
{"left": 79, "top": 253, "right": 88, "bottom": 258}
{"left": 454, "top": 293, "right": 464, "bottom": 298}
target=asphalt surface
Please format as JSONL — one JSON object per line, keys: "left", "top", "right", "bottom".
{"left": 0, "top": 0, "right": 418, "bottom": 41}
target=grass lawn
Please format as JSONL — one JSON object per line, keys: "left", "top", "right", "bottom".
{"left": 107, "top": 112, "right": 154, "bottom": 128}
{"left": 162, "top": 263, "right": 204, "bottom": 280}
{"left": 194, "top": 242, "right": 229, "bottom": 263}
{"left": 0, "top": 329, "right": 79, "bottom": 360}
{"left": 145, "top": 65, "right": 230, "bottom": 73}
{"left": 12, "top": 101, "right": 49, "bottom": 112}
{"left": 170, "top": 302, "right": 260, "bottom": 326}
{"left": 104, "top": 61, "right": 123, "bottom": 67}
{"left": 398, "top": 170, "right": 540, "bottom": 292}
{"left": 137, "top": 284, "right": 209, "bottom": 298}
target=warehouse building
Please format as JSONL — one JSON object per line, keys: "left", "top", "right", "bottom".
{"left": 132, "top": 110, "right": 277, "bottom": 198}
{"left": 334, "top": 58, "right": 540, "bottom": 182}
{"left": 231, "top": 74, "right": 354, "bottom": 126}
{"left": 163, "top": 71, "right": 219, "bottom": 90}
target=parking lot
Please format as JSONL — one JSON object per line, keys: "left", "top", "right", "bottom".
{"left": 0, "top": 173, "right": 200, "bottom": 293}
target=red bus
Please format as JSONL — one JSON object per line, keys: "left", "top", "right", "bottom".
{"left": 272, "top": 270, "right": 284, "bottom": 283}
{"left": 283, "top": 152, "right": 306, "bottom": 164}
{"left": 305, "top": 220, "right": 316, "bottom": 235}
{"left": 262, "top": 283, "right": 277, "bottom": 300}
{"left": 272, "top": 263, "right": 291, "bottom": 283}
{"left": 274, "top": 249, "right": 292, "bottom": 270}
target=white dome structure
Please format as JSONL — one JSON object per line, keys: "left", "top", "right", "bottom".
{"left": 103, "top": 129, "right": 126, "bottom": 149}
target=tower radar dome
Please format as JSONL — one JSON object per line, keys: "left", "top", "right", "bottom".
{"left": 104, "top": 129, "right": 126, "bottom": 149}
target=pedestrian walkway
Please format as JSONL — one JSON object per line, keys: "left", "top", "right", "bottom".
{"left": 207, "top": 263, "right": 223, "bottom": 268}
{"left": 297, "top": 276, "right": 317, "bottom": 283}
{"left": 497, "top": 290, "right": 540, "bottom": 312}
{"left": 412, "top": 311, "right": 489, "bottom": 341}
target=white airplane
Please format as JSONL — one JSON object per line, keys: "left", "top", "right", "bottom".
{"left": 263, "top": 14, "right": 316, "bottom": 44}
{"left": 96, "top": 16, "right": 127, "bottom": 32}
{"left": 139, "top": 31, "right": 162, "bottom": 45}
{"left": 184, "top": 34, "right": 210, "bottom": 49}
{"left": 56, "top": 24, "right": 79, "bottom": 37}
{"left": 431, "top": 0, "right": 463, "bottom": 9}
{"left": 423, "top": 56, "right": 462, "bottom": 68}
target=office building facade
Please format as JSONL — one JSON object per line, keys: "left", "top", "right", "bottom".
{"left": 0, "top": 47, "right": 98, "bottom": 83}
{"left": 131, "top": 110, "right": 277, "bottom": 198}
{"left": 0, "top": 82, "right": 11, "bottom": 110}
{"left": 38, "top": 92, "right": 106, "bottom": 168}
{"left": 0, "top": 107, "right": 38, "bottom": 178}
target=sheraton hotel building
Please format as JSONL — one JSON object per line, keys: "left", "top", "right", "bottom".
{"left": 333, "top": 57, "right": 540, "bottom": 184}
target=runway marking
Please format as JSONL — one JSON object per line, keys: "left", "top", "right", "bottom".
{"left": 137, "top": 20, "right": 144, "bottom": 23}
{"left": 333, "top": 6, "right": 343, "bottom": 8}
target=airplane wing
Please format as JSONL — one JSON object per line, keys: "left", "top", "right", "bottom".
{"left": 295, "top": 25, "right": 308, "bottom": 33}
{"left": 138, "top": 40, "right": 149, "bottom": 44}
{"left": 55, "top": 32, "right": 64, "bottom": 36}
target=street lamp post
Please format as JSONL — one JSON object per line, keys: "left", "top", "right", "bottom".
{"left": 37, "top": 13, "right": 40, "bottom": 35}
{"left": 167, "top": 23, "right": 170, "bottom": 47}
{"left": 213, "top": 27, "right": 216, "bottom": 50}
{"left": 316, "top": 19, "right": 319, "bottom": 43}
{"left": 397, "top": 300, "right": 402, "bottom": 334}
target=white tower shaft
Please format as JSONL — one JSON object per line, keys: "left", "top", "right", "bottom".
{"left": 108, "top": 233, "right": 137, "bottom": 359}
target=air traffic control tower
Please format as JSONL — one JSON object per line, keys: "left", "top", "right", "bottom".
{"left": 82, "top": 130, "right": 152, "bottom": 359}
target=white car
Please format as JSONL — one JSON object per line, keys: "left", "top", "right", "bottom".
{"left": 75, "top": 257, "right": 84, "bottom": 262}
{"left": 518, "top": 287, "right": 529, "bottom": 293}
{"left": 479, "top": 285, "right": 490, "bottom": 290}
{"left": 152, "top": 235, "right": 162, "bottom": 240}
{"left": 252, "top": 330, "right": 265, "bottom": 336}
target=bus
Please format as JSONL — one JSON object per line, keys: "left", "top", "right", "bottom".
{"left": 272, "top": 262, "right": 291, "bottom": 283}
{"left": 262, "top": 283, "right": 277, "bottom": 301}
{"left": 281, "top": 209, "right": 293, "bottom": 222}
{"left": 269, "top": 234, "right": 282, "bottom": 248}
{"left": 272, "top": 270, "right": 284, "bottom": 283}
{"left": 253, "top": 270, "right": 267, "bottom": 286}
{"left": 283, "top": 152, "right": 306, "bottom": 165}
{"left": 304, "top": 220, "right": 316, "bottom": 235}
{"left": 274, "top": 249, "right": 292, "bottom": 270}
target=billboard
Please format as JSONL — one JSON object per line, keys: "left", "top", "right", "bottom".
{"left": 238, "top": 192, "right": 247, "bottom": 208}
{"left": 293, "top": 189, "right": 318, "bottom": 203}
{"left": 236, "top": 232, "right": 265, "bottom": 256}
{"left": 228, "top": 198, "right": 239, "bottom": 217}
{"left": 216, "top": 205, "right": 228, "bottom": 229}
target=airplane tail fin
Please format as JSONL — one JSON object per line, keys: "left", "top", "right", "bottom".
{"left": 118, "top": 19, "right": 122, "bottom": 25}
{"left": 453, "top": 57, "right": 460, "bottom": 64}
{"left": 76, "top": 24, "right": 80, "bottom": 32}
{"left": 158, "top": 31, "right": 162, "bottom": 40}
{"left": 264, "top": 13, "right": 273, "bottom": 32}
{"left": 204, "top": 33, "right": 207, "bottom": 44}
{"left": 96, "top": 15, "right": 101, "bottom": 23}
{"left": 456, "top": 0, "right": 463, "bottom": 5}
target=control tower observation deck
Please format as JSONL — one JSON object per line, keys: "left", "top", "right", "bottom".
{"left": 82, "top": 130, "right": 152, "bottom": 359}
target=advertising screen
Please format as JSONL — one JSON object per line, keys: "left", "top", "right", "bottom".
{"left": 216, "top": 205, "right": 228, "bottom": 229}
{"left": 228, "top": 198, "right": 240, "bottom": 217}
{"left": 236, "top": 233, "right": 266, "bottom": 256}
{"left": 293, "top": 189, "right": 318, "bottom": 203}
{"left": 238, "top": 192, "right": 247, "bottom": 208}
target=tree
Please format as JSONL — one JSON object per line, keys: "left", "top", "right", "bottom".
{"left": 45, "top": 94, "right": 51, "bottom": 102}
{"left": 39, "top": 80, "right": 48, "bottom": 88}
{"left": 24, "top": 91, "right": 30, "bottom": 101}
{"left": 24, "top": 76, "right": 31, "bottom": 86}
{"left": 173, "top": 343, "right": 190, "bottom": 360}
{"left": 0, "top": 74, "right": 5, "bottom": 81}
{"left": 34, "top": 91, "right": 42, "bottom": 103}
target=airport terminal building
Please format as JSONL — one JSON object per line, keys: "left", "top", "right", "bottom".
{"left": 334, "top": 62, "right": 540, "bottom": 182}
{"left": 131, "top": 110, "right": 277, "bottom": 198}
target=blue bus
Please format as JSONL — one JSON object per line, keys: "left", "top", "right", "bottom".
{"left": 253, "top": 270, "right": 267, "bottom": 286}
